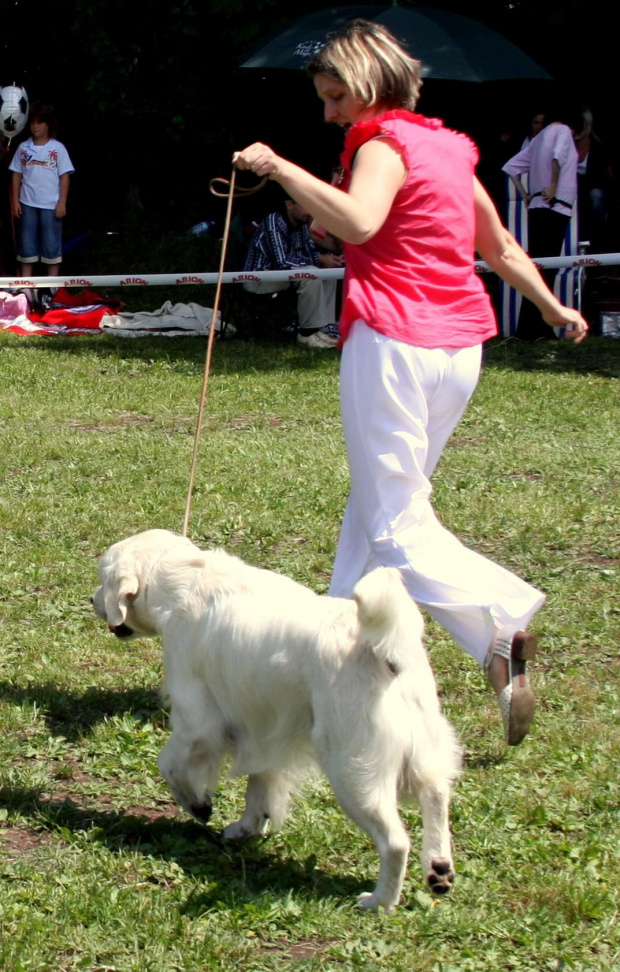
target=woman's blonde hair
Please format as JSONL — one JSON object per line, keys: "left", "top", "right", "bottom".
{"left": 306, "top": 19, "right": 422, "bottom": 112}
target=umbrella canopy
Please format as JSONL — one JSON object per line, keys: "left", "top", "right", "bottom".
{"left": 241, "top": 5, "right": 552, "bottom": 83}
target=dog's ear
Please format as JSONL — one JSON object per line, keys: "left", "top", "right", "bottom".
{"left": 104, "top": 573, "right": 139, "bottom": 628}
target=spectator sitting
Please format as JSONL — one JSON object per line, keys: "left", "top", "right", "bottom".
{"left": 242, "top": 194, "right": 343, "bottom": 348}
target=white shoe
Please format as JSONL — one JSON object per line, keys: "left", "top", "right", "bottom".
{"left": 297, "top": 330, "right": 338, "bottom": 349}
{"left": 485, "top": 629, "right": 537, "bottom": 745}
{"left": 216, "top": 320, "right": 237, "bottom": 339}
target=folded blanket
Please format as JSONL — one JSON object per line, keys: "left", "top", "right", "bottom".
{"left": 100, "top": 301, "right": 222, "bottom": 338}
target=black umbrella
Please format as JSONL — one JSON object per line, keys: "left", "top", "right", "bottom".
{"left": 241, "top": 5, "right": 552, "bottom": 83}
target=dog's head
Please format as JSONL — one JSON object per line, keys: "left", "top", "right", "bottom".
{"left": 91, "top": 529, "right": 198, "bottom": 640}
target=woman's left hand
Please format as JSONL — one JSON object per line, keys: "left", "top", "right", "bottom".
{"left": 233, "top": 143, "right": 283, "bottom": 180}
{"left": 542, "top": 306, "right": 589, "bottom": 343}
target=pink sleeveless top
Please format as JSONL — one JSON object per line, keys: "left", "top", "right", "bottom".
{"left": 339, "top": 110, "right": 497, "bottom": 348}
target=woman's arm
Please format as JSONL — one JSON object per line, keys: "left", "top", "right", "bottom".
{"left": 508, "top": 174, "right": 530, "bottom": 205}
{"left": 473, "top": 177, "right": 588, "bottom": 342}
{"left": 233, "top": 139, "right": 406, "bottom": 245}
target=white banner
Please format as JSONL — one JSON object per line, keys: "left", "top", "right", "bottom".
{"left": 1, "top": 254, "right": 618, "bottom": 289}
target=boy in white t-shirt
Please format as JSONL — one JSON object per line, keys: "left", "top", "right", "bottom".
{"left": 9, "top": 102, "right": 75, "bottom": 277}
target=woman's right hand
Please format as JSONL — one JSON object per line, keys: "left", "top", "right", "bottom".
{"left": 233, "top": 143, "right": 283, "bottom": 180}
{"left": 542, "top": 305, "right": 589, "bottom": 343}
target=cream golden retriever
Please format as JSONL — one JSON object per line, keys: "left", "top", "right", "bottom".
{"left": 92, "top": 529, "right": 461, "bottom": 912}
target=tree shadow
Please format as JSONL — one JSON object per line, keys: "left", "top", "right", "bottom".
{"left": 0, "top": 678, "right": 376, "bottom": 905}
{"left": 2, "top": 332, "right": 340, "bottom": 376}
{"left": 0, "top": 681, "right": 162, "bottom": 741}
{"left": 482, "top": 335, "right": 620, "bottom": 379}
{"left": 8, "top": 332, "right": 618, "bottom": 380}
{"left": 0, "top": 783, "right": 364, "bottom": 908}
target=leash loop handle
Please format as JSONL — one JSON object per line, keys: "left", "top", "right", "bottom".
{"left": 209, "top": 175, "right": 268, "bottom": 198}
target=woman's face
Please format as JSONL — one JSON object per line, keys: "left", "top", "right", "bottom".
{"left": 313, "top": 73, "right": 377, "bottom": 128}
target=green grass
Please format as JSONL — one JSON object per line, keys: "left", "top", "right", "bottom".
{"left": 0, "top": 331, "right": 618, "bottom": 971}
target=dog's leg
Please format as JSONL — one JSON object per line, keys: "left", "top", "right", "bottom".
{"left": 158, "top": 679, "right": 228, "bottom": 823}
{"left": 319, "top": 751, "right": 409, "bottom": 913}
{"left": 413, "top": 777, "right": 455, "bottom": 895}
{"left": 158, "top": 730, "right": 223, "bottom": 824}
{"left": 223, "top": 771, "right": 292, "bottom": 840}
{"left": 336, "top": 784, "right": 409, "bottom": 914}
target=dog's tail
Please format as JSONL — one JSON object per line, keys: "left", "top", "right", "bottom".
{"left": 353, "top": 567, "right": 422, "bottom": 675}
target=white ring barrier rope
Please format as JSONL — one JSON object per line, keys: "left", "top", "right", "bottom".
{"left": 1, "top": 253, "right": 619, "bottom": 290}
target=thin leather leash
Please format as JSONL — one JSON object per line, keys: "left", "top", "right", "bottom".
{"left": 182, "top": 169, "right": 267, "bottom": 537}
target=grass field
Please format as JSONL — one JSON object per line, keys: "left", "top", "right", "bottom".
{"left": 0, "top": 329, "right": 618, "bottom": 972}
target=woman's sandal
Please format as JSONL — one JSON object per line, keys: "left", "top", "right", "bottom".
{"left": 485, "top": 630, "right": 538, "bottom": 746}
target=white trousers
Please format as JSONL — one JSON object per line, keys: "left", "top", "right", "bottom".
{"left": 243, "top": 269, "right": 336, "bottom": 329}
{"left": 329, "top": 320, "right": 545, "bottom": 666}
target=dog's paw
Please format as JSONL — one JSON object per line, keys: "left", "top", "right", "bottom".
{"left": 223, "top": 813, "right": 270, "bottom": 840}
{"left": 356, "top": 891, "right": 396, "bottom": 914}
{"left": 188, "top": 798, "right": 213, "bottom": 824}
{"left": 222, "top": 820, "right": 252, "bottom": 840}
{"left": 426, "top": 857, "right": 454, "bottom": 895}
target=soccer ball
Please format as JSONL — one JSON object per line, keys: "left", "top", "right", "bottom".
{"left": 0, "top": 84, "right": 29, "bottom": 141}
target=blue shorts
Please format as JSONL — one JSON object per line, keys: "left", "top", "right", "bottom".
{"left": 17, "top": 203, "right": 63, "bottom": 265}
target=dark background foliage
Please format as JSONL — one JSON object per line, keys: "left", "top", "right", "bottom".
{"left": 1, "top": 0, "right": 616, "bottom": 260}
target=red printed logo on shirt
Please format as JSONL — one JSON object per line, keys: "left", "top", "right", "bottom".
{"left": 20, "top": 148, "right": 59, "bottom": 169}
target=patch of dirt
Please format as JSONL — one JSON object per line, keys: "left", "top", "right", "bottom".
{"left": 39, "top": 780, "right": 178, "bottom": 822}
{"left": 0, "top": 795, "right": 179, "bottom": 860}
{"left": 446, "top": 436, "right": 487, "bottom": 449}
{"left": 264, "top": 939, "right": 332, "bottom": 959}
{"left": 94, "top": 793, "right": 179, "bottom": 822}
{"left": 508, "top": 470, "right": 543, "bottom": 480}
{"left": 67, "top": 412, "right": 153, "bottom": 432}
{"left": 223, "top": 415, "right": 286, "bottom": 430}
{"left": 574, "top": 554, "right": 619, "bottom": 568}
{"left": 0, "top": 824, "right": 52, "bottom": 857}
{"left": 51, "top": 757, "right": 91, "bottom": 787}
{"left": 271, "top": 537, "right": 309, "bottom": 553}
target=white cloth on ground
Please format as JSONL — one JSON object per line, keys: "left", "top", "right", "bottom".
{"left": 100, "top": 301, "right": 224, "bottom": 338}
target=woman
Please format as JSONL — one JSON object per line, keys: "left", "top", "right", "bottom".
{"left": 233, "top": 20, "right": 588, "bottom": 746}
